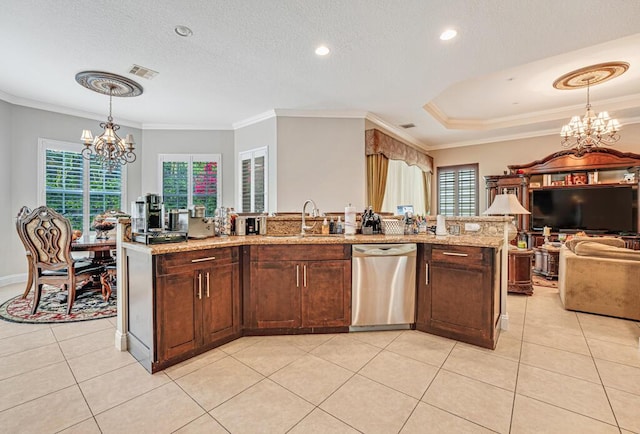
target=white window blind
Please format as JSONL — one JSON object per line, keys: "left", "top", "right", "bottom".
{"left": 238, "top": 148, "right": 267, "bottom": 213}
{"left": 159, "top": 154, "right": 222, "bottom": 216}
{"left": 437, "top": 164, "right": 478, "bottom": 216}
{"left": 39, "top": 139, "right": 125, "bottom": 233}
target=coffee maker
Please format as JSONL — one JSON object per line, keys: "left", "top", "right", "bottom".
{"left": 132, "top": 193, "right": 164, "bottom": 234}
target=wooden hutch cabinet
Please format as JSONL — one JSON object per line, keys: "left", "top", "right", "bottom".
{"left": 485, "top": 148, "right": 640, "bottom": 250}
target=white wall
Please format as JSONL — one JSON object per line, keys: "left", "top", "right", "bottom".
{"left": 2, "top": 105, "right": 142, "bottom": 283}
{"left": 276, "top": 117, "right": 366, "bottom": 213}
{"left": 234, "top": 118, "right": 277, "bottom": 212}
{"left": 140, "top": 129, "right": 235, "bottom": 208}
{"left": 429, "top": 123, "right": 640, "bottom": 212}
{"left": 0, "top": 100, "right": 12, "bottom": 280}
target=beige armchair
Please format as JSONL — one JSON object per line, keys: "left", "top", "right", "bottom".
{"left": 559, "top": 238, "right": 640, "bottom": 321}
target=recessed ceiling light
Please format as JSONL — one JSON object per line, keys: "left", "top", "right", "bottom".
{"left": 439, "top": 29, "right": 457, "bottom": 41}
{"left": 315, "top": 45, "right": 330, "bottom": 56}
{"left": 175, "top": 25, "right": 193, "bottom": 37}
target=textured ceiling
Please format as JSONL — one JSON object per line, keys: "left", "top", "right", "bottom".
{"left": 1, "top": 0, "right": 639, "bottom": 150}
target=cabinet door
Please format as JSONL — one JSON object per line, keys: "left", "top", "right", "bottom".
{"left": 302, "top": 260, "right": 351, "bottom": 327}
{"left": 251, "top": 261, "right": 301, "bottom": 328}
{"left": 156, "top": 271, "right": 198, "bottom": 361}
{"left": 430, "top": 264, "right": 489, "bottom": 332}
{"left": 200, "top": 261, "right": 240, "bottom": 345}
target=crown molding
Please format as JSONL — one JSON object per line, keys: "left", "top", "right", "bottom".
{"left": 0, "top": 90, "right": 143, "bottom": 128}
{"left": 232, "top": 110, "right": 277, "bottom": 129}
{"left": 424, "top": 93, "right": 640, "bottom": 131}
{"left": 427, "top": 114, "right": 640, "bottom": 150}
{"left": 274, "top": 108, "right": 369, "bottom": 119}
{"left": 364, "top": 112, "right": 427, "bottom": 150}
{"left": 142, "top": 123, "right": 233, "bottom": 130}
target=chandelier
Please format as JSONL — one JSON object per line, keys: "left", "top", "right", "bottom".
{"left": 554, "top": 62, "right": 628, "bottom": 155}
{"left": 75, "top": 71, "right": 143, "bottom": 171}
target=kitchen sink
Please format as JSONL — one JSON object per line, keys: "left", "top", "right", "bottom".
{"left": 264, "top": 234, "right": 344, "bottom": 239}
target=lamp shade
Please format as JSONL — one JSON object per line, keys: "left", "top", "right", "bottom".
{"left": 483, "top": 193, "right": 530, "bottom": 215}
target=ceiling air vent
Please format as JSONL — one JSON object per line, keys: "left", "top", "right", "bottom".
{"left": 129, "top": 65, "right": 159, "bottom": 80}
{"left": 399, "top": 123, "right": 416, "bottom": 129}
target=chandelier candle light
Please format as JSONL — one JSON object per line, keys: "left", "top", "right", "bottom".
{"left": 555, "top": 62, "right": 628, "bottom": 155}
{"left": 76, "top": 71, "right": 143, "bottom": 171}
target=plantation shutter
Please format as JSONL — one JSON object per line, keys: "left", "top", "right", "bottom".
{"left": 238, "top": 148, "right": 267, "bottom": 213}
{"left": 45, "top": 149, "right": 84, "bottom": 230}
{"left": 437, "top": 164, "right": 478, "bottom": 216}
{"left": 159, "top": 154, "right": 221, "bottom": 216}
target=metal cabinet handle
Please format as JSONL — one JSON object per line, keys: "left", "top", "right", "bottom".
{"left": 206, "top": 272, "right": 210, "bottom": 298}
{"left": 425, "top": 263, "right": 429, "bottom": 285}
{"left": 303, "top": 264, "right": 307, "bottom": 288}
{"left": 442, "top": 252, "right": 468, "bottom": 257}
{"left": 296, "top": 265, "right": 300, "bottom": 288}
{"left": 191, "top": 256, "right": 216, "bottom": 263}
{"left": 197, "top": 273, "right": 202, "bottom": 299}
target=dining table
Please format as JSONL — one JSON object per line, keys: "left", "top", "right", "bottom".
{"left": 71, "top": 235, "right": 116, "bottom": 265}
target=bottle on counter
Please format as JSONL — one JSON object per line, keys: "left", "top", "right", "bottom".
{"left": 329, "top": 217, "right": 335, "bottom": 234}
{"left": 321, "top": 218, "right": 330, "bottom": 235}
{"left": 336, "top": 216, "right": 343, "bottom": 234}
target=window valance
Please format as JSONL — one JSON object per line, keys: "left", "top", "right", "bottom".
{"left": 365, "top": 129, "right": 433, "bottom": 173}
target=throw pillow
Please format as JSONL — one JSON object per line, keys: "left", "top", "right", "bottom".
{"left": 573, "top": 241, "right": 640, "bottom": 261}
{"left": 565, "top": 236, "right": 626, "bottom": 253}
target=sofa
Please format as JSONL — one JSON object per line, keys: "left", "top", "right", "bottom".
{"left": 558, "top": 237, "right": 640, "bottom": 321}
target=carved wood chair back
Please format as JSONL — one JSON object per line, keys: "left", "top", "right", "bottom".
{"left": 17, "top": 206, "right": 104, "bottom": 314}
{"left": 15, "top": 206, "right": 34, "bottom": 299}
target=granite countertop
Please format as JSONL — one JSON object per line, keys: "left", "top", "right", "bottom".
{"left": 122, "top": 233, "right": 503, "bottom": 255}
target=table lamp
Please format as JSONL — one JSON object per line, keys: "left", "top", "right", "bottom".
{"left": 483, "top": 191, "right": 530, "bottom": 331}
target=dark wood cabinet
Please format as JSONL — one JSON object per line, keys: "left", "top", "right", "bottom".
{"left": 416, "top": 244, "right": 500, "bottom": 349}
{"left": 508, "top": 248, "right": 534, "bottom": 295}
{"left": 153, "top": 247, "right": 241, "bottom": 371}
{"left": 245, "top": 244, "right": 351, "bottom": 333}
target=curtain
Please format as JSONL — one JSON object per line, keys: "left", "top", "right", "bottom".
{"left": 381, "top": 159, "right": 426, "bottom": 215}
{"left": 366, "top": 153, "right": 389, "bottom": 212}
{"left": 423, "top": 171, "right": 431, "bottom": 215}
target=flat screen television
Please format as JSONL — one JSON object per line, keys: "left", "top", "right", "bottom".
{"left": 530, "top": 185, "right": 637, "bottom": 234}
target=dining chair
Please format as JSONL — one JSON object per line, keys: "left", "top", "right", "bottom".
{"left": 17, "top": 206, "right": 105, "bottom": 314}
{"left": 15, "top": 206, "right": 34, "bottom": 299}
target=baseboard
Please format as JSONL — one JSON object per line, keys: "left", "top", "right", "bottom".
{"left": 0, "top": 273, "right": 27, "bottom": 287}
{"left": 500, "top": 313, "right": 509, "bottom": 331}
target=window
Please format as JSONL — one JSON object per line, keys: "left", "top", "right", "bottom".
{"left": 38, "top": 138, "right": 125, "bottom": 233}
{"left": 381, "top": 159, "right": 427, "bottom": 215}
{"left": 238, "top": 148, "right": 267, "bottom": 213}
{"left": 159, "top": 154, "right": 221, "bottom": 215}
{"left": 437, "top": 164, "right": 478, "bottom": 216}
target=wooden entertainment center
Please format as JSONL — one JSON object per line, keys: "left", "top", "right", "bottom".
{"left": 485, "top": 148, "right": 640, "bottom": 250}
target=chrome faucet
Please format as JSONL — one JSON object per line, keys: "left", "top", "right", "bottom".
{"left": 301, "top": 199, "right": 318, "bottom": 236}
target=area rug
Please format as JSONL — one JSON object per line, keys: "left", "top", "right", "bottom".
{"left": 0, "top": 285, "right": 116, "bottom": 324}
{"left": 532, "top": 274, "right": 558, "bottom": 288}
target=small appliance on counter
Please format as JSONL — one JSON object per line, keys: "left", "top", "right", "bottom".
{"left": 187, "top": 205, "right": 215, "bottom": 239}
{"left": 131, "top": 194, "right": 187, "bottom": 244}
{"left": 236, "top": 214, "right": 267, "bottom": 235}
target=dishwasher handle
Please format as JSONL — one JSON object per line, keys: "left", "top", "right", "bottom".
{"left": 352, "top": 244, "right": 417, "bottom": 257}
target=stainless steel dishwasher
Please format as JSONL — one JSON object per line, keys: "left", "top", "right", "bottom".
{"left": 351, "top": 243, "right": 417, "bottom": 329}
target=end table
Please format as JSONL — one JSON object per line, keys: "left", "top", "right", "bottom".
{"left": 508, "top": 248, "right": 534, "bottom": 295}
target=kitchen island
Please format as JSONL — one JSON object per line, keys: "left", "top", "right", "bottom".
{"left": 123, "top": 232, "right": 504, "bottom": 372}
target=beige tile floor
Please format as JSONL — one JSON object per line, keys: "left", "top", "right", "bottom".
{"left": 0, "top": 282, "right": 639, "bottom": 433}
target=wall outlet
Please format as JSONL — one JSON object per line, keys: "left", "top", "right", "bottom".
{"left": 465, "top": 223, "right": 481, "bottom": 232}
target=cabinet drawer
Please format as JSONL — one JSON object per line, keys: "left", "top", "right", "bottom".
{"left": 252, "top": 244, "right": 350, "bottom": 262}
{"left": 157, "top": 247, "right": 238, "bottom": 275}
{"left": 431, "top": 245, "right": 487, "bottom": 269}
